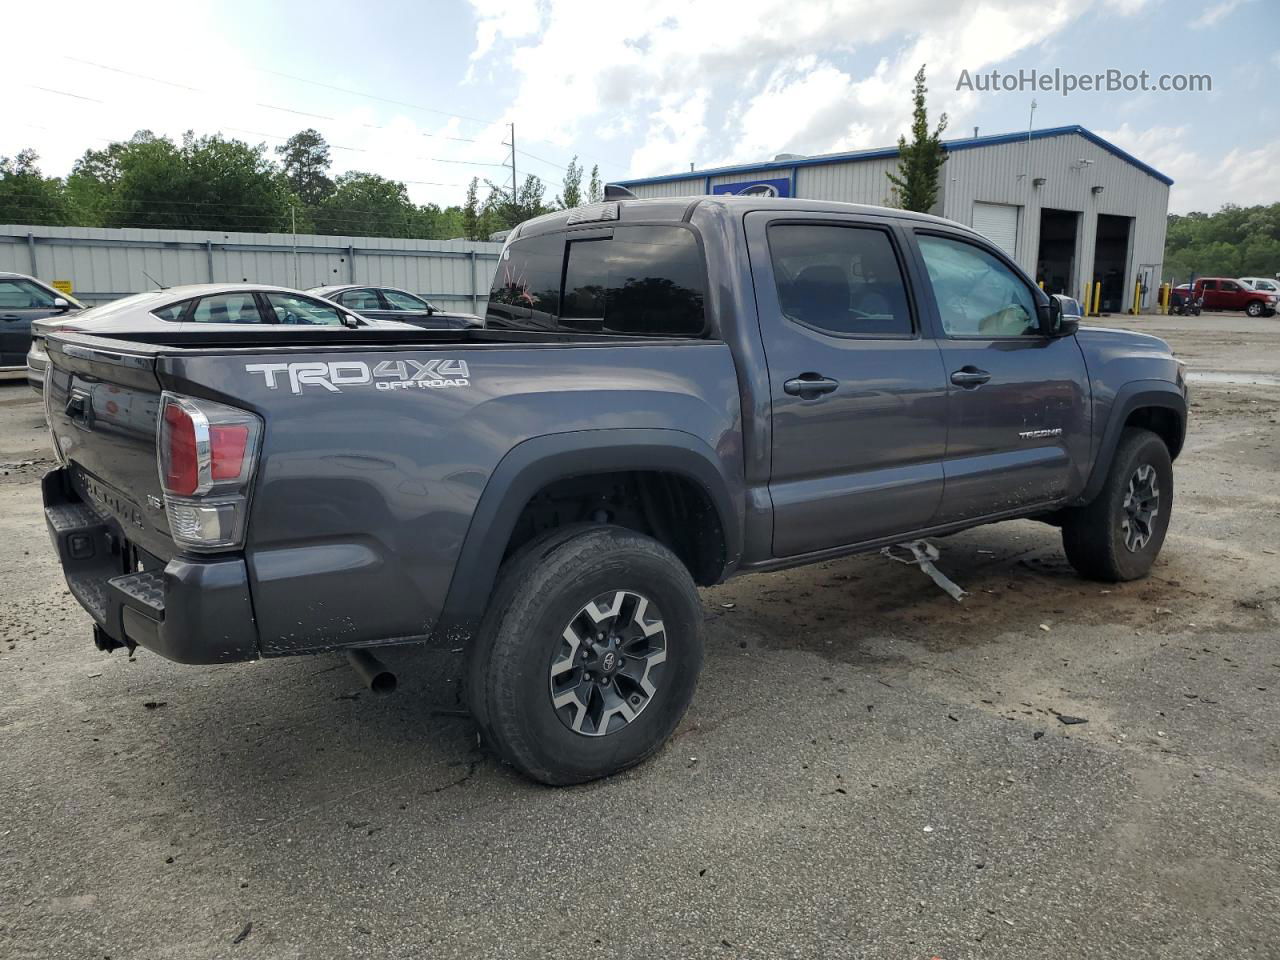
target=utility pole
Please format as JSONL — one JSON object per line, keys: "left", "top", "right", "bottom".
{"left": 290, "top": 203, "right": 299, "bottom": 289}
{"left": 509, "top": 121, "right": 517, "bottom": 220}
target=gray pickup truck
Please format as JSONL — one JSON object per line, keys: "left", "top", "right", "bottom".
{"left": 41, "top": 196, "right": 1188, "bottom": 784}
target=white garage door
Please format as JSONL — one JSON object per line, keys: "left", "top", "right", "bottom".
{"left": 971, "top": 202, "right": 1019, "bottom": 257}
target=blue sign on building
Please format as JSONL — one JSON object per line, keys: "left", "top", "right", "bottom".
{"left": 710, "top": 176, "right": 791, "bottom": 198}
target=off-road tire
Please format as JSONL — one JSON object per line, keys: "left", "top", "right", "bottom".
{"left": 467, "top": 525, "right": 704, "bottom": 785}
{"left": 1061, "top": 427, "right": 1173, "bottom": 582}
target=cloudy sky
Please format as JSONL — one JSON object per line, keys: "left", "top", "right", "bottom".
{"left": 6, "top": 0, "right": 1277, "bottom": 215}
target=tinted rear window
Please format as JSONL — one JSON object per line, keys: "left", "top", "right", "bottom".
{"left": 488, "top": 226, "right": 706, "bottom": 336}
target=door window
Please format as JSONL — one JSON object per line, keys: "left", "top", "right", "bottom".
{"left": 918, "top": 235, "right": 1039, "bottom": 337}
{"left": 1221, "top": 281, "right": 1240, "bottom": 292}
{"left": 190, "top": 293, "right": 263, "bottom": 324}
{"left": 337, "top": 289, "right": 383, "bottom": 311}
{"left": 382, "top": 289, "right": 430, "bottom": 311}
{"left": 0, "top": 279, "right": 57, "bottom": 309}
{"left": 264, "top": 292, "right": 346, "bottom": 326}
{"left": 151, "top": 301, "right": 189, "bottom": 322}
{"left": 766, "top": 224, "right": 912, "bottom": 337}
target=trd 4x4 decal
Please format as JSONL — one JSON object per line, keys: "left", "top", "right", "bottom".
{"left": 245, "top": 359, "right": 470, "bottom": 394}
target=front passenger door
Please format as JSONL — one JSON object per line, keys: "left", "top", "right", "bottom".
{"left": 913, "top": 231, "right": 1091, "bottom": 522}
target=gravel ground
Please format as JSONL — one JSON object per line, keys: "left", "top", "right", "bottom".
{"left": 1, "top": 312, "right": 1278, "bottom": 959}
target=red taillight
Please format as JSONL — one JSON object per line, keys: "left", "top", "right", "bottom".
{"left": 156, "top": 392, "right": 263, "bottom": 551}
{"left": 162, "top": 402, "right": 199, "bottom": 495}
{"left": 210, "top": 424, "right": 249, "bottom": 480}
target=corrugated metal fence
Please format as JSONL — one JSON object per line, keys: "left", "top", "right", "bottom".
{"left": 0, "top": 224, "right": 504, "bottom": 313}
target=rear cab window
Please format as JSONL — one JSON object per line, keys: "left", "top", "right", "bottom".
{"left": 488, "top": 225, "right": 706, "bottom": 337}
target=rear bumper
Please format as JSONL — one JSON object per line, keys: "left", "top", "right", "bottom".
{"left": 43, "top": 468, "right": 259, "bottom": 664}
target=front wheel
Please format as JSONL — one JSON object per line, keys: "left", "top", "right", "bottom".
{"left": 1061, "top": 428, "right": 1174, "bottom": 582}
{"left": 468, "top": 525, "right": 704, "bottom": 785}
{"left": 1247, "top": 301, "right": 1264, "bottom": 318}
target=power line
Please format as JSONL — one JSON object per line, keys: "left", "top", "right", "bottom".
{"left": 26, "top": 84, "right": 103, "bottom": 104}
{"left": 258, "top": 68, "right": 499, "bottom": 128}
{"left": 52, "top": 55, "right": 622, "bottom": 175}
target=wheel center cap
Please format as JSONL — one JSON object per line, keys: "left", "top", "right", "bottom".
{"left": 599, "top": 650, "right": 618, "bottom": 674}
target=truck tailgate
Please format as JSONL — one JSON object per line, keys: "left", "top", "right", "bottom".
{"left": 44, "top": 336, "right": 177, "bottom": 562}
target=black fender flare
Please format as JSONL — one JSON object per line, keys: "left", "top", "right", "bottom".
{"left": 1077, "top": 380, "right": 1187, "bottom": 505}
{"left": 435, "top": 428, "right": 741, "bottom": 639}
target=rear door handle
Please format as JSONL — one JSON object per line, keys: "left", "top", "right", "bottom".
{"left": 950, "top": 366, "right": 991, "bottom": 387}
{"left": 1, "top": 315, "right": 21, "bottom": 321}
{"left": 783, "top": 375, "right": 839, "bottom": 398}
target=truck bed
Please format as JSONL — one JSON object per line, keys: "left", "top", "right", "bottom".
{"left": 42, "top": 326, "right": 743, "bottom": 662}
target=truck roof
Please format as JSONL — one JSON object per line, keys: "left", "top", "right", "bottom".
{"left": 512, "top": 195, "right": 977, "bottom": 240}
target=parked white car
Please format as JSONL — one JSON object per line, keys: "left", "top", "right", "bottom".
{"left": 1240, "top": 276, "right": 1280, "bottom": 296}
{"left": 26, "top": 283, "right": 418, "bottom": 391}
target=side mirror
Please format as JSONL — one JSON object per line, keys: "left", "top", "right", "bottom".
{"left": 1044, "top": 294, "right": 1081, "bottom": 337}
{"left": 53, "top": 297, "right": 71, "bottom": 313}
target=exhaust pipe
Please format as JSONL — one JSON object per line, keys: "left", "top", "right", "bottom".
{"left": 345, "top": 648, "right": 397, "bottom": 695}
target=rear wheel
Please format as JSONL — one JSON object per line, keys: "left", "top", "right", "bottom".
{"left": 468, "top": 525, "right": 704, "bottom": 785}
{"left": 1061, "top": 427, "right": 1173, "bottom": 582}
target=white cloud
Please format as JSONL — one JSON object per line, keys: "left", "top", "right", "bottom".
{"left": 1192, "top": 0, "right": 1252, "bottom": 28}
{"left": 469, "top": 0, "right": 1088, "bottom": 178}
{"left": 469, "top": 0, "right": 543, "bottom": 60}
{"left": 1098, "top": 123, "right": 1275, "bottom": 213}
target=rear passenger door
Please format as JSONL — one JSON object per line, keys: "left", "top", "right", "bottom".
{"left": 745, "top": 212, "right": 950, "bottom": 557}
{"left": 910, "top": 230, "right": 1090, "bottom": 522}
{"left": 0, "top": 278, "right": 62, "bottom": 366}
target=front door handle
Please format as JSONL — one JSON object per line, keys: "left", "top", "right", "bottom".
{"left": 1, "top": 315, "right": 21, "bottom": 322}
{"left": 950, "top": 366, "right": 992, "bottom": 388}
{"left": 783, "top": 374, "right": 839, "bottom": 399}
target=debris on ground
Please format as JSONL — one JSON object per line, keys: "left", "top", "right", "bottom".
{"left": 232, "top": 921, "right": 253, "bottom": 945}
{"left": 1057, "top": 715, "right": 1088, "bottom": 725}
{"left": 881, "top": 540, "right": 967, "bottom": 601}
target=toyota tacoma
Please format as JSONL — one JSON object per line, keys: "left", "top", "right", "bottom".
{"left": 40, "top": 196, "right": 1188, "bottom": 784}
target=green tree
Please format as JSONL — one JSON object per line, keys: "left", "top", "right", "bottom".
{"left": 588, "top": 164, "right": 602, "bottom": 203}
{"left": 480, "top": 173, "right": 550, "bottom": 234}
{"left": 276, "top": 129, "right": 334, "bottom": 206}
{"left": 313, "top": 171, "right": 417, "bottom": 237}
{"left": 885, "top": 64, "right": 948, "bottom": 213}
{"left": 0, "top": 150, "right": 70, "bottom": 225}
{"left": 556, "top": 156, "right": 583, "bottom": 209}
{"left": 463, "top": 177, "right": 482, "bottom": 240}
{"left": 70, "top": 132, "right": 297, "bottom": 232}
{"left": 1163, "top": 202, "right": 1280, "bottom": 282}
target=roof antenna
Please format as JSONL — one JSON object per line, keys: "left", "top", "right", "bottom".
{"left": 603, "top": 183, "right": 637, "bottom": 200}
{"left": 141, "top": 269, "right": 167, "bottom": 290}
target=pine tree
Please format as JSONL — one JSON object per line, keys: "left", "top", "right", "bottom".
{"left": 463, "top": 177, "right": 480, "bottom": 240}
{"left": 587, "top": 164, "right": 602, "bottom": 203}
{"left": 885, "top": 65, "right": 948, "bottom": 213}
{"left": 557, "top": 156, "right": 583, "bottom": 209}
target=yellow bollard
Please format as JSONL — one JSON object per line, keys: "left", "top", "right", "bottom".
{"left": 1159, "top": 282, "right": 1170, "bottom": 314}
{"left": 1132, "top": 279, "right": 1142, "bottom": 315}
{"left": 1083, "top": 283, "right": 1093, "bottom": 317}
{"left": 1038, "top": 280, "right": 1045, "bottom": 290}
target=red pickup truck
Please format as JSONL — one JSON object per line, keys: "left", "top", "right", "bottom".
{"left": 1192, "top": 278, "right": 1277, "bottom": 317}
